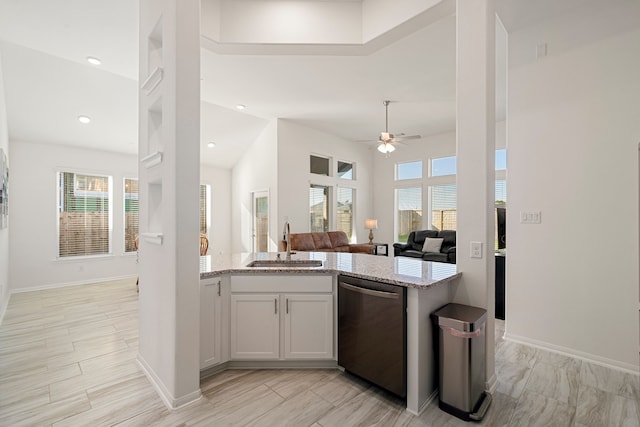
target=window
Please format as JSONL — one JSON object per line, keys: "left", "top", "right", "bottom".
{"left": 495, "top": 179, "right": 507, "bottom": 249}
{"left": 396, "top": 161, "right": 422, "bottom": 180}
{"left": 396, "top": 187, "right": 422, "bottom": 242}
{"left": 431, "top": 184, "right": 457, "bottom": 231}
{"left": 431, "top": 155, "right": 457, "bottom": 177}
{"left": 309, "top": 184, "right": 329, "bottom": 232}
{"left": 336, "top": 187, "right": 354, "bottom": 239}
{"left": 337, "top": 161, "right": 354, "bottom": 179}
{"left": 124, "top": 178, "right": 138, "bottom": 253}
{"left": 200, "top": 184, "right": 210, "bottom": 235}
{"left": 310, "top": 155, "right": 330, "bottom": 176}
{"left": 496, "top": 149, "right": 507, "bottom": 170}
{"left": 57, "top": 171, "right": 111, "bottom": 257}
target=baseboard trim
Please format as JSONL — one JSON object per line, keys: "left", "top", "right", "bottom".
{"left": 408, "top": 389, "right": 438, "bottom": 416}
{"left": 486, "top": 372, "right": 498, "bottom": 394}
{"left": 137, "top": 354, "right": 202, "bottom": 410}
{"left": 504, "top": 332, "right": 640, "bottom": 375}
{"left": 10, "top": 275, "right": 137, "bottom": 294}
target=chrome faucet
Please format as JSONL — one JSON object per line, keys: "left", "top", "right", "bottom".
{"left": 283, "top": 221, "right": 291, "bottom": 261}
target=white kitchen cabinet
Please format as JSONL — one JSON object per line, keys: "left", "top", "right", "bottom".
{"left": 229, "top": 275, "right": 334, "bottom": 361}
{"left": 230, "top": 294, "right": 280, "bottom": 359}
{"left": 200, "top": 276, "right": 229, "bottom": 369}
{"left": 283, "top": 294, "right": 333, "bottom": 359}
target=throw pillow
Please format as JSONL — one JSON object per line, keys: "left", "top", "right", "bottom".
{"left": 422, "top": 237, "right": 444, "bottom": 253}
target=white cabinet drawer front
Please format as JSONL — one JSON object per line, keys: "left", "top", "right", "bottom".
{"left": 231, "top": 274, "right": 333, "bottom": 293}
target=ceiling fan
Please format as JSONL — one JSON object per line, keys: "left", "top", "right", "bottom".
{"left": 368, "top": 100, "right": 422, "bottom": 155}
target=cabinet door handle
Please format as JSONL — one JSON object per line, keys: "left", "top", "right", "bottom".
{"left": 217, "top": 280, "right": 221, "bottom": 297}
{"left": 286, "top": 298, "right": 289, "bottom": 314}
{"left": 275, "top": 298, "right": 278, "bottom": 315}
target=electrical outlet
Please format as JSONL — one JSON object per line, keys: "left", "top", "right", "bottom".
{"left": 470, "top": 242, "right": 482, "bottom": 258}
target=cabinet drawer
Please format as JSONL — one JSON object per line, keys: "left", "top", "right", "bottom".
{"left": 231, "top": 274, "right": 333, "bottom": 293}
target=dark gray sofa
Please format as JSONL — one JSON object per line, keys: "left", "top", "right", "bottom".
{"left": 393, "top": 230, "right": 456, "bottom": 263}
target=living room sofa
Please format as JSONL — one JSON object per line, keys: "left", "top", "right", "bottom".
{"left": 282, "top": 231, "right": 375, "bottom": 254}
{"left": 393, "top": 230, "right": 456, "bottom": 263}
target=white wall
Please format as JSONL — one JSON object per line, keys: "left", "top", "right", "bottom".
{"left": 8, "top": 141, "right": 138, "bottom": 291}
{"left": 231, "top": 120, "right": 278, "bottom": 253}
{"left": 277, "top": 119, "right": 374, "bottom": 243}
{"left": 0, "top": 52, "right": 9, "bottom": 318}
{"left": 506, "top": 2, "right": 640, "bottom": 371}
{"left": 200, "top": 164, "right": 232, "bottom": 256}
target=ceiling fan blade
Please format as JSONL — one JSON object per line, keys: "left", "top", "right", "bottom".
{"left": 394, "top": 134, "right": 421, "bottom": 141}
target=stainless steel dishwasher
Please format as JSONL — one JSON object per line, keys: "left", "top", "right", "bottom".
{"left": 338, "top": 274, "right": 407, "bottom": 398}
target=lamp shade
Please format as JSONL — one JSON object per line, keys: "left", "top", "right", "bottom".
{"left": 377, "top": 142, "right": 395, "bottom": 153}
{"left": 365, "top": 219, "right": 378, "bottom": 230}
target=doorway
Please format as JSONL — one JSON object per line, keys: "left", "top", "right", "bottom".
{"left": 252, "top": 191, "right": 269, "bottom": 252}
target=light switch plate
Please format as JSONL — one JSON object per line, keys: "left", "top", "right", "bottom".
{"left": 470, "top": 241, "right": 482, "bottom": 258}
{"left": 520, "top": 211, "right": 542, "bottom": 224}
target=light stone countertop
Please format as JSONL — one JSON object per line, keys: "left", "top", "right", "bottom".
{"left": 200, "top": 252, "right": 460, "bottom": 289}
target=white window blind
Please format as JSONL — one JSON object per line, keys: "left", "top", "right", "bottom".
{"left": 124, "top": 178, "right": 138, "bottom": 253}
{"left": 431, "top": 183, "right": 457, "bottom": 231}
{"left": 396, "top": 187, "right": 422, "bottom": 242}
{"left": 58, "top": 171, "right": 111, "bottom": 257}
{"left": 495, "top": 180, "right": 506, "bottom": 205}
{"left": 336, "top": 187, "right": 354, "bottom": 239}
{"left": 309, "top": 185, "right": 329, "bottom": 232}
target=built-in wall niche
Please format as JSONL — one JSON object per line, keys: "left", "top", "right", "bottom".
{"left": 142, "top": 17, "right": 164, "bottom": 96}
{"left": 145, "top": 96, "right": 163, "bottom": 157}
{"left": 144, "top": 182, "right": 163, "bottom": 245}
{"left": 148, "top": 17, "right": 163, "bottom": 75}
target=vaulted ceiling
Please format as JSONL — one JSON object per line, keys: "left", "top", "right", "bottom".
{"left": 0, "top": 0, "right": 616, "bottom": 168}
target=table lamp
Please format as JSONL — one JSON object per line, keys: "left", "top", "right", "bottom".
{"left": 365, "top": 219, "right": 378, "bottom": 245}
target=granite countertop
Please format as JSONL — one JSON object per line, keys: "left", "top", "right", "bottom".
{"left": 200, "top": 252, "right": 461, "bottom": 289}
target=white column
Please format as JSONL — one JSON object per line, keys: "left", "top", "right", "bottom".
{"left": 137, "top": 0, "right": 201, "bottom": 408}
{"left": 455, "top": 0, "right": 497, "bottom": 391}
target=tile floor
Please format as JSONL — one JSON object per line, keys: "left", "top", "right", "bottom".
{"left": 0, "top": 278, "right": 638, "bottom": 426}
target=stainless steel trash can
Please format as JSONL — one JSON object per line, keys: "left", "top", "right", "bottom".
{"left": 433, "top": 303, "right": 492, "bottom": 421}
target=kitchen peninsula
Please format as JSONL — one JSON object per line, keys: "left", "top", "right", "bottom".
{"left": 198, "top": 252, "right": 461, "bottom": 415}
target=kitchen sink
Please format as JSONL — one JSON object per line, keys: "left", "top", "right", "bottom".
{"left": 246, "top": 260, "right": 323, "bottom": 268}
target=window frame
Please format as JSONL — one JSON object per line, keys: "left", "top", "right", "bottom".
{"left": 56, "top": 169, "right": 113, "bottom": 260}
{"left": 309, "top": 183, "right": 331, "bottom": 232}
{"left": 395, "top": 160, "right": 423, "bottom": 181}
{"left": 395, "top": 185, "right": 424, "bottom": 243}
{"left": 336, "top": 185, "right": 355, "bottom": 241}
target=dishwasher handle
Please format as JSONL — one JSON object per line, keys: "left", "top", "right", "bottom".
{"left": 339, "top": 281, "right": 400, "bottom": 299}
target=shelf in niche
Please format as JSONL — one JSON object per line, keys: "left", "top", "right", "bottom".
{"left": 140, "top": 233, "right": 163, "bottom": 245}
{"left": 142, "top": 66, "right": 163, "bottom": 95}
{"left": 141, "top": 151, "right": 163, "bottom": 169}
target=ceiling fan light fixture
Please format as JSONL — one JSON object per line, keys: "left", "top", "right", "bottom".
{"left": 377, "top": 142, "right": 395, "bottom": 154}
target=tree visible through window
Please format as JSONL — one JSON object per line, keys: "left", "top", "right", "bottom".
{"left": 58, "top": 172, "right": 111, "bottom": 257}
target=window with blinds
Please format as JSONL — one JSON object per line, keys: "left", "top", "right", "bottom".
{"left": 124, "top": 178, "right": 138, "bottom": 253}
{"left": 310, "top": 184, "right": 329, "bottom": 232}
{"left": 431, "top": 183, "right": 457, "bottom": 231}
{"left": 57, "top": 171, "right": 111, "bottom": 257}
{"left": 396, "top": 187, "right": 422, "bottom": 242}
{"left": 336, "top": 187, "right": 354, "bottom": 239}
{"left": 200, "top": 184, "right": 209, "bottom": 235}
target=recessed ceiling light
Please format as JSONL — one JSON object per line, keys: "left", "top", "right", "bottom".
{"left": 78, "top": 115, "right": 91, "bottom": 124}
{"left": 86, "top": 57, "right": 101, "bottom": 65}
{"left": 235, "top": 104, "right": 246, "bottom": 110}
{"left": 207, "top": 142, "right": 216, "bottom": 148}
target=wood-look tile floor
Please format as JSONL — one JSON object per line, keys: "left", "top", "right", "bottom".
{"left": 1, "top": 278, "right": 638, "bottom": 426}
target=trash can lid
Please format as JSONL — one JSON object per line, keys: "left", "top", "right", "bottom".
{"left": 433, "top": 303, "right": 487, "bottom": 332}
